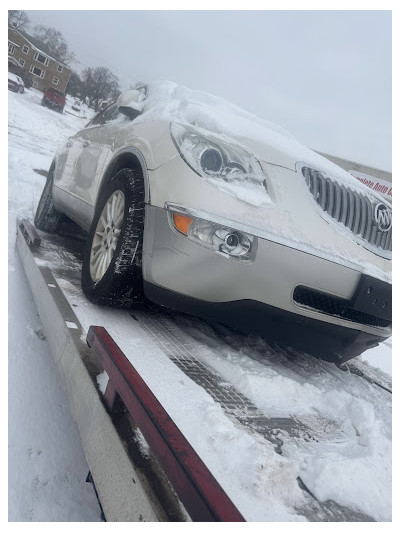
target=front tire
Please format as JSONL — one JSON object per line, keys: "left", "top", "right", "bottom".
{"left": 81, "top": 168, "right": 145, "bottom": 307}
{"left": 34, "top": 165, "right": 61, "bottom": 232}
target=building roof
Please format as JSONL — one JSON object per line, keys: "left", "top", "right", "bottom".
{"left": 8, "top": 26, "right": 71, "bottom": 69}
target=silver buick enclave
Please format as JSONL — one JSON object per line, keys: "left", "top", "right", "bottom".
{"left": 35, "top": 82, "right": 392, "bottom": 363}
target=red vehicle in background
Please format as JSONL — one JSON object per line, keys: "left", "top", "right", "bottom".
{"left": 41, "top": 88, "right": 66, "bottom": 113}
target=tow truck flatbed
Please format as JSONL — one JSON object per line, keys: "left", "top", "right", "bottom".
{"left": 16, "top": 219, "right": 392, "bottom": 522}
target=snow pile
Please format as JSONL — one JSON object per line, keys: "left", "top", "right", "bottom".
{"left": 287, "top": 392, "right": 391, "bottom": 521}
{"left": 361, "top": 337, "right": 392, "bottom": 375}
{"left": 204, "top": 177, "right": 270, "bottom": 207}
{"left": 192, "top": 400, "right": 304, "bottom": 520}
{"left": 165, "top": 314, "right": 392, "bottom": 521}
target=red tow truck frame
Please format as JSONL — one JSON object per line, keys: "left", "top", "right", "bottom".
{"left": 87, "top": 326, "right": 245, "bottom": 522}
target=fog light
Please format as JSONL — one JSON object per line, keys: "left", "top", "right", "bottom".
{"left": 225, "top": 233, "right": 239, "bottom": 248}
{"left": 169, "top": 208, "right": 256, "bottom": 262}
{"left": 213, "top": 228, "right": 252, "bottom": 257}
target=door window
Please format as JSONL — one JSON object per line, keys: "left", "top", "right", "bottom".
{"left": 85, "top": 103, "right": 128, "bottom": 128}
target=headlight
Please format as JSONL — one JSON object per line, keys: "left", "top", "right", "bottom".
{"left": 168, "top": 207, "right": 257, "bottom": 263}
{"left": 170, "top": 123, "right": 265, "bottom": 187}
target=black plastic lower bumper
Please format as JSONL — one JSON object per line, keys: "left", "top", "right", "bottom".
{"left": 143, "top": 281, "right": 390, "bottom": 364}
{"left": 293, "top": 274, "right": 391, "bottom": 329}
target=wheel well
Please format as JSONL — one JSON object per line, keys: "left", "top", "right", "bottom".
{"left": 98, "top": 152, "right": 147, "bottom": 202}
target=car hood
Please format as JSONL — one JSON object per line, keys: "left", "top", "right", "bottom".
{"left": 214, "top": 126, "right": 353, "bottom": 180}
{"left": 137, "top": 81, "right": 376, "bottom": 194}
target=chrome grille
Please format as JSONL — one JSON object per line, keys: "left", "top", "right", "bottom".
{"left": 302, "top": 167, "right": 392, "bottom": 255}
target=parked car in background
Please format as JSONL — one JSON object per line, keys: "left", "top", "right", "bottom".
{"left": 34, "top": 82, "right": 392, "bottom": 364}
{"left": 72, "top": 98, "right": 81, "bottom": 112}
{"left": 41, "top": 88, "right": 66, "bottom": 113}
{"left": 8, "top": 72, "right": 25, "bottom": 93}
{"left": 97, "top": 98, "right": 113, "bottom": 111}
{"left": 8, "top": 57, "right": 33, "bottom": 89}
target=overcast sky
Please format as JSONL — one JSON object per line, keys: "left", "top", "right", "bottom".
{"left": 24, "top": 9, "right": 392, "bottom": 171}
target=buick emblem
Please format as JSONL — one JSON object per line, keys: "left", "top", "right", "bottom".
{"left": 374, "top": 203, "right": 392, "bottom": 232}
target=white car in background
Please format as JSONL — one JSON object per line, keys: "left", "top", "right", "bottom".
{"left": 34, "top": 82, "right": 392, "bottom": 363}
{"left": 72, "top": 98, "right": 81, "bottom": 112}
{"left": 8, "top": 72, "right": 25, "bottom": 93}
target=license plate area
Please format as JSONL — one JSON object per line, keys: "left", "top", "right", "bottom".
{"left": 351, "top": 275, "right": 392, "bottom": 321}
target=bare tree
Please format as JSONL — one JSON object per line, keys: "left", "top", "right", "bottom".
{"left": 8, "top": 10, "right": 30, "bottom": 31}
{"left": 32, "top": 24, "right": 76, "bottom": 65}
{"left": 81, "top": 67, "right": 121, "bottom": 109}
{"left": 66, "top": 71, "right": 83, "bottom": 98}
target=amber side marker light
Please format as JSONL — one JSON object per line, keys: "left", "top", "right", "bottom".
{"left": 173, "top": 214, "right": 193, "bottom": 235}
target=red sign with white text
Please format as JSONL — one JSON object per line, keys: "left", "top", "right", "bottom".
{"left": 350, "top": 170, "right": 392, "bottom": 202}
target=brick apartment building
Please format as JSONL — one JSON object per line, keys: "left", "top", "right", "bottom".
{"left": 8, "top": 26, "right": 71, "bottom": 93}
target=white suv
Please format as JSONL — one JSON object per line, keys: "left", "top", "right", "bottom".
{"left": 35, "top": 82, "right": 392, "bottom": 363}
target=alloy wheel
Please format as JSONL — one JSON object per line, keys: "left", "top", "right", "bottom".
{"left": 90, "top": 189, "right": 125, "bottom": 282}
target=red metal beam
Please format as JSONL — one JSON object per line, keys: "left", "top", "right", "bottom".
{"left": 87, "top": 325, "right": 245, "bottom": 522}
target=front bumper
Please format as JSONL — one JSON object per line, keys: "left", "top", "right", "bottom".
{"left": 43, "top": 98, "right": 64, "bottom": 109}
{"left": 142, "top": 204, "right": 391, "bottom": 361}
{"left": 143, "top": 281, "right": 384, "bottom": 363}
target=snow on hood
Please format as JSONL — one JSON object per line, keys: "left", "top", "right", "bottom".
{"left": 135, "top": 81, "right": 382, "bottom": 198}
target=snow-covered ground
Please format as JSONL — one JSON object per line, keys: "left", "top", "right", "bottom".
{"left": 8, "top": 88, "right": 102, "bottom": 521}
{"left": 8, "top": 87, "right": 392, "bottom": 521}
{"left": 64, "top": 93, "right": 93, "bottom": 120}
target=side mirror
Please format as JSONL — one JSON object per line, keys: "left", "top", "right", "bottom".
{"left": 117, "top": 89, "right": 143, "bottom": 119}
